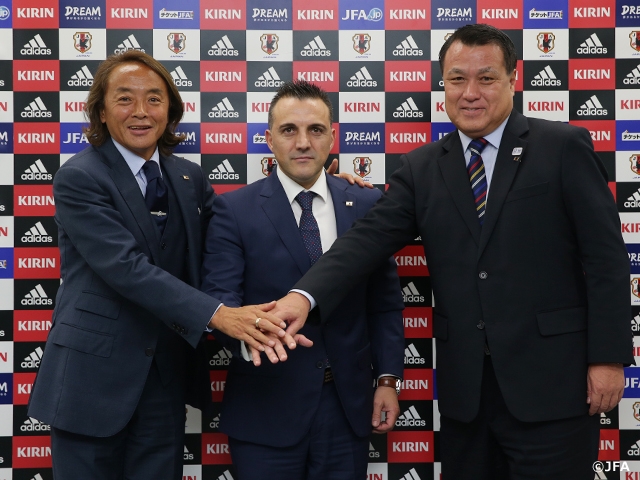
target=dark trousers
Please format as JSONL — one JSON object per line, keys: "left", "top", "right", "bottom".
{"left": 229, "top": 380, "right": 369, "bottom": 480}
{"left": 440, "top": 356, "right": 600, "bottom": 480}
{"left": 51, "top": 361, "right": 186, "bottom": 480}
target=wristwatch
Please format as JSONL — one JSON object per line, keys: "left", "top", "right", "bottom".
{"left": 377, "top": 376, "right": 401, "bottom": 396}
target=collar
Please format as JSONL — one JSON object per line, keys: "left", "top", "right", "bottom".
{"left": 276, "top": 166, "right": 329, "bottom": 206}
{"left": 111, "top": 138, "right": 161, "bottom": 177}
{"left": 458, "top": 115, "right": 510, "bottom": 153}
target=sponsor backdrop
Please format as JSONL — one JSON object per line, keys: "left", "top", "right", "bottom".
{"left": 0, "top": 0, "right": 639, "bottom": 478}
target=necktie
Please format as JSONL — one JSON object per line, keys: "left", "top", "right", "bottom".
{"left": 295, "top": 191, "right": 322, "bottom": 265}
{"left": 141, "top": 161, "right": 168, "bottom": 234}
{"left": 467, "top": 137, "right": 489, "bottom": 225}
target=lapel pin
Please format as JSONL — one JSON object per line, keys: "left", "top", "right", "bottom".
{"left": 182, "top": 175, "right": 190, "bottom": 180}
{"left": 346, "top": 201, "right": 353, "bottom": 207}
{"left": 512, "top": 147, "right": 523, "bottom": 162}
{"left": 198, "top": 207, "right": 201, "bottom": 214}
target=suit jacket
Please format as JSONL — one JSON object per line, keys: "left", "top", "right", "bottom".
{"left": 200, "top": 170, "right": 405, "bottom": 447}
{"left": 28, "top": 140, "right": 221, "bottom": 437}
{"left": 295, "top": 110, "right": 633, "bottom": 423}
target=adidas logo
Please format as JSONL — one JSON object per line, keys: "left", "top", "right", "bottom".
{"left": 209, "top": 347, "right": 233, "bottom": 366}
{"left": 208, "top": 35, "right": 239, "bottom": 56}
{"left": 209, "top": 159, "right": 239, "bottom": 181}
{"left": 209, "top": 97, "right": 239, "bottom": 119}
{"left": 21, "top": 34, "right": 51, "bottom": 55}
{"left": 21, "top": 222, "right": 54, "bottom": 244}
{"left": 394, "top": 97, "right": 423, "bottom": 119}
{"left": 22, "top": 159, "right": 52, "bottom": 181}
{"left": 578, "top": 94, "right": 607, "bottom": 116}
{"left": 217, "top": 471, "right": 234, "bottom": 480}
{"left": 600, "top": 411, "right": 612, "bottom": 426}
{"left": 632, "top": 314, "right": 640, "bottom": 332}
{"left": 368, "top": 442, "right": 380, "bottom": 458}
{"left": 594, "top": 471, "right": 608, "bottom": 480}
{"left": 301, "top": 35, "right": 331, "bottom": 57}
{"left": 393, "top": 34, "right": 423, "bottom": 56}
{"left": 22, "top": 346, "right": 44, "bottom": 369}
{"left": 21, "top": 417, "right": 50, "bottom": 432}
{"left": 396, "top": 405, "right": 426, "bottom": 427}
{"left": 531, "top": 65, "right": 560, "bottom": 86}
{"left": 577, "top": 33, "right": 607, "bottom": 54}
{"left": 404, "top": 343, "right": 425, "bottom": 365}
{"left": 183, "top": 445, "right": 194, "bottom": 461}
{"left": 629, "top": 440, "right": 640, "bottom": 455}
{"left": 68, "top": 65, "right": 94, "bottom": 87}
{"left": 347, "top": 66, "right": 377, "bottom": 88}
{"left": 29, "top": 474, "right": 45, "bottom": 480}
{"left": 402, "top": 282, "right": 424, "bottom": 303}
{"left": 625, "top": 64, "right": 640, "bottom": 86}
{"left": 209, "top": 414, "right": 220, "bottom": 429}
{"left": 114, "top": 34, "right": 145, "bottom": 54}
{"left": 170, "top": 66, "right": 192, "bottom": 87}
{"left": 21, "top": 96, "right": 52, "bottom": 119}
{"left": 21, "top": 283, "right": 53, "bottom": 306}
{"left": 255, "top": 67, "right": 284, "bottom": 88}
{"left": 401, "top": 468, "right": 422, "bottom": 480}
{"left": 625, "top": 187, "right": 640, "bottom": 209}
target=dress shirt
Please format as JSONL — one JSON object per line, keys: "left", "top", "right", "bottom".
{"left": 111, "top": 138, "right": 162, "bottom": 196}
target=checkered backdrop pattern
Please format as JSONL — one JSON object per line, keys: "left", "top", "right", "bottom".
{"left": 0, "top": 0, "right": 640, "bottom": 478}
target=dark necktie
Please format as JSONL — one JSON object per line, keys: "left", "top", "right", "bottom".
{"left": 141, "top": 160, "right": 168, "bottom": 234}
{"left": 295, "top": 191, "right": 323, "bottom": 265}
{"left": 467, "top": 137, "right": 489, "bottom": 225}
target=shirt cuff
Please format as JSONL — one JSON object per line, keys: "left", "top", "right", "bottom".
{"left": 205, "top": 303, "right": 224, "bottom": 332}
{"left": 289, "top": 289, "right": 316, "bottom": 310}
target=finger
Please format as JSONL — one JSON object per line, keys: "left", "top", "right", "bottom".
{"left": 600, "top": 392, "right": 616, "bottom": 414}
{"left": 326, "top": 158, "right": 339, "bottom": 175}
{"left": 281, "top": 332, "right": 297, "bottom": 350}
{"left": 588, "top": 394, "right": 601, "bottom": 416}
{"left": 293, "top": 334, "right": 313, "bottom": 348}
{"left": 364, "top": 181, "right": 374, "bottom": 189}
{"left": 353, "top": 176, "right": 365, "bottom": 187}
{"left": 371, "top": 405, "right": 382, "bottom": 428}
{"left": 250, "top": 346, "right": 262, "bottom": 367}
{"left": 263, "top": 344, "right": 280, "bottom": 364}
{"left": 254, "top": 311, "right": 287, "bottom": 332}
{"left": 272, "top": 338, "right": 288, "bottom": 362}
{"left": 256, "top": 300, "right": 277, "bottom": 312}
{"left": 285, "top": 318, "right": 305, "bottom": 337}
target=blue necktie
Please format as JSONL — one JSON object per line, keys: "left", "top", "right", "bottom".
{"left": 467, "top": 138, "right": 489, "bottom": 225}
{"left": 295, "top": 191, "right": 322, "bottom": 265}
{"left": 141, "top": 161, "right": 168, "bottom": 234}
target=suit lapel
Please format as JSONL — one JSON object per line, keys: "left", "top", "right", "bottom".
{"left": 438, "top": 133, "right": 482, "bottom": 245}
{"left": 326, "top": 174, "right": 357, "bottom": 237}
{"left": 478, "top": 111, "right": 529, "bottom": 257}
{"left": 95, "top": 141, "right": 162, "bottom": 263}
{"left": 261, "top": 171, "right": 311, "bottom": 275}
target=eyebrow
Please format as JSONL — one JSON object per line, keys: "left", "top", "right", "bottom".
{"left": 112, "top": 86, "right": 165, "bottom": 95}
{"left": 446, "top": 66, "right": 499, "bottom": 75}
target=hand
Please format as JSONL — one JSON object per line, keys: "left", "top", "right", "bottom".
{"left": 372, "top": 386, "right": 400, "bottom": 433}
{"left": 586, "top": 363, "right": 625, "bottom": 415}
{"left": 249, "top": 333, "right": 313, "bottom": 366}
{"left": 272, "top": 292, "right": 311, "bottom": 341}
{"left": 326, "top": 159, "right": 373, "bottom": 189}
{"left": 208, "top": 302, "right": 287, "bottom": 352}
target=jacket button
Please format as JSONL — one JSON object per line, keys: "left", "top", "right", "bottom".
{"left": 145, "top": 348, "right": 154, "bottom": 357}
{"left": 479, "top": 271, "right": 488, "bottom": 280}
{"left": 477, "top": 321, "right": 485, "bottom": 330}
{"left": 316, "top": 361, "right": 324, "bottom": 369}
{"left": 161, "top": 242, "right": 167, "bottom": 249}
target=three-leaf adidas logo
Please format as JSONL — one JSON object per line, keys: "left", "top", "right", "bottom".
{"left": 170, "top": 66, "right": 192, "bottom": 87}
{"left": 114, "top": 34, "right": 144, "bottom": 53}
{"left": 210, "top": 347, "right": 233, "bottom": 366}
{"left": 625, "top": 63, "right": 640, "bottom": 86}
{"left": 255, "top": 67, "right": 284, "bottom": 88}
{"left": 347, "top": 66, "right": 377, "bottom": 88}
{"left": 577, "top": 94, "right": 607, "bottom": 116}
{"left": 22, "top": 346, "right": 44, "bottom": 369}
{"left": 404, "top": 343, "right": 425, "bottom": 365}
{"left": 394, "top": 97, "right": 423, "bottom": 119}
{"left": 22, "top": 221, "right": 53, "bottom": 244}
{"left": 209, "top": 35, "right": 239, "bottom": 56}
{"left": 22, "top": 97, "right": 52, "bottom": 119}
{"left": 395, "top": 405, "right": 426, "bottom": 427}
{"left": 301, "top": 35, "right": 331, "bottom": 57}
{"left": 21, "top": 34, "right": 51, "bottom": 55}
{"left": 21, "top": 417, "right": 50, "bottom": 432}
{"left": 209, "top": 97, "right": 239, "bottom": 119}
{"left": 577, "top": 33, "right": 607, "bottom": 55}
{"left": 402, "top": 282, "right": 424, "bottom": 303}
{"left": 22, "top": 159, "right": 52, "bottom": 181}
{"left": 393, "top": 35, "right": 423, "bottom": 56}
{"left": 531, "top": 65, "right": 560, "bottom": 87}
{"left": 68, "top": 65, "right": 94, "bottom": 87}
{"left": 22, "top": 283, "right": 53, "bottom": 306}
{"left": 209, "top": 159, "right": 239, "bottom": 181}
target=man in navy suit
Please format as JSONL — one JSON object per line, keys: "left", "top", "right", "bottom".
{"left": 27, "top": 51, "right": 290, "bottom": 480}
{"left": 201, "top": 80, "right": 405, "bottom": 480}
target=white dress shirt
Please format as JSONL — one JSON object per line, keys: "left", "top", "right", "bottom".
{"left": 111, "top": 138, "right": 162, "bottom": 195}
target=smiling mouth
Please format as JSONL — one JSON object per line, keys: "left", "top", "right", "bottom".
{"left": 129, "top": 126, "right": 151, "bottom": 130}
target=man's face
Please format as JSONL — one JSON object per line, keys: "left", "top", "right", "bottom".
{"left": 99, "top": 62, "right": 170, "bottom": 160}
{"left": 442, "top": 41, "right": 516, "bottom": 138}
{"left": 266, "top": 97, "right": 335, "bottom": 189}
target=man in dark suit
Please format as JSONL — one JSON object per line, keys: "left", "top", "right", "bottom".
{"left": 273, "top": 25, "right": 633, "bottom": 479}
{"left": 200, "top": 80, "right": 405, "bottom": 480}
{"left": 26, "top": 51, "right": 290, "bottom": 480}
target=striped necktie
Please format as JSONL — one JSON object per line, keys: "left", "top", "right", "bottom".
{"left": 467, "top": 137, "right": 489, "bottom": 225}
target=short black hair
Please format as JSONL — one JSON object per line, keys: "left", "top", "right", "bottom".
{"left": 439, "top": 24, "right": 517, "bottom": 75}
{"left": 268, "top": 80, "right": 333, "bottom": 129}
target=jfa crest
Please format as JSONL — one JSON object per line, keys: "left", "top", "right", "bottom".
{"left": 632, "top": 278, "right": 640, "bottom": 298}
{"left": 537, "top": 32, "right": 555, "bottom": 53}
{"left": 261, "top": 34, "right": 279, "bottom": 55}
{"left": 353, "top": 157, "right": 372, "bottom": 178}
{"left": 630, "top": 154, "right": 640, "bottom": 175}
{"left": 168, "top": 33, "right": 186, "bottom": 54}
{"left": 634, "top": 402, "right": 640, "bottom": 422}
{"left": 353, "top": 34, "right": 371, "bottom": 55}
{"left": 261, "top": 157, "right": 278, "bottom": 176}
{"left": 630, "top": 31, "right": 640, "bottom": 52}
{"left": 74, "top": 32, "right": 92, "bottom": 53}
